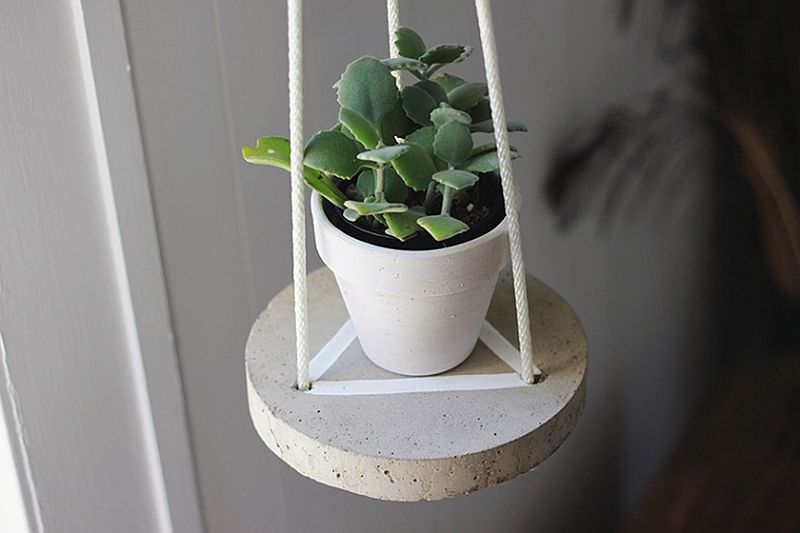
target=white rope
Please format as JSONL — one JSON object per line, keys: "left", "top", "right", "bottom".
{"left": 386, "top": 0, "right": 402, "bottom": 88}
{"left": 286, "top": 0, "right": 534, "bottom": 387}
{"left": 288, "top": 0, "right": 310, "bottom": 390}
{"left": 474, "top": 0, "right": 536, "bottom": 384}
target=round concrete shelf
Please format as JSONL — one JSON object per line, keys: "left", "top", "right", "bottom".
{"left": 246, "top": 267, "right": 587, "bottom": 501}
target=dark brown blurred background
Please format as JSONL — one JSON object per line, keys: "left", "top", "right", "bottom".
{"left": 547, "top": 1, "right": 800, "bottom": 530}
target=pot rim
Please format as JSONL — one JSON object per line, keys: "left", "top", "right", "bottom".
{"left": 310, "top": 192, "right": 508, "bottom": 258}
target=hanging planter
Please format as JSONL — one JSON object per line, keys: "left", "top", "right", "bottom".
{"left": 243, "top": 0, "right": 587, "bottom": 501}
{"left": 244, "top": 27, "right": 528, "bottom": 375}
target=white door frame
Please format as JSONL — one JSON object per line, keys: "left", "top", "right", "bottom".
{"left": 0, "top": 1, "right": 204, "bottom": 531}
{"left": 71, "top": 1, "right": 205, "bottom": 531}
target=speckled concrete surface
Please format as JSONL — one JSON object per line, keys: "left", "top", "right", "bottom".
{"left": 246, "top": 267, "right": 587, "bottom": 501}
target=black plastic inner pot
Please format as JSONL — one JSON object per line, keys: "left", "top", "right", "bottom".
{"left": 322, "top": 173, "right": 507, "bottom": 251}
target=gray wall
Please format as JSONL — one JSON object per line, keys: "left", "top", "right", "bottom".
{"left": 123, "top": 0, "right": 719, "bottom": 531}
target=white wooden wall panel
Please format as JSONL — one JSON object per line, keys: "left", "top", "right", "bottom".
{"left": 119, "top": 1, "right": 290, "bottom": 532}
{"left": 75, "top": 1, "right": 205, "bottom": 530}
{"left": 122, "top": 1, "right": 719, "bottom": 532}
{"left": 0, "top": 1, "right": 163, "bottom": 531}
{"left": 1, "top": 0, "right": 203, "bottom": 531}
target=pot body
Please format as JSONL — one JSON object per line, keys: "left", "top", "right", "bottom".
{"left": 311, "top": 193, "right": 509, "bottom": 376}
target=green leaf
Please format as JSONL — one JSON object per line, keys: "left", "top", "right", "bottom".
{"left": 381, "top": 57, "right": 426, "bottom": 72}
{"left": 420, "top": 44, "right": 473, "bottom": 66}
{"left": 336, "top": 56, "right": 398, "bottom": 127}
{"left": 394, "top": 27, "right": 426, "bottom": 59}
{"left": 433, "top": 121, "right": 473, "bottom": 166}
{"left": 431, "top": 73, "right": 466, "bottom": 93}
{"left": 384, "top": 208, "right": 425, "bottom": 241}
{"left": 469, "top": 119, "right": 528, "bottom": 133}
{"left": 339, "top": 107, "right": 380, "bottom": 149}
{"left": 242, "top": 136, "right": 348, "bottom": 207}
{"left": 304, "top": 130, "right": 362, "bottom": 178}
{"left": 468, "top": 99, "right": 492, "bottom": 123}
{"left": 432, "top": 169, "right": 479, "bottom": 190}
{"left": 357, "top": 167, "right": 407, "bottom": 203}
{"left": 357, "top": 145, "right": 411, "bottom": 164}
{"left": 413, "top": 80, "right": 448, "bottom": 105}
{"left": 344, "top": 200, "right": 408, "bottom": 216}
{"left": 307, "top": 171, "right": 349, "bottom": 208}
{"left": 469, "top": 142, "right": 518, "bottom": 157}
{"left": 391, "top": 144, "right": 437, "bottom": 191}
{"left": 242, "top": 136, "right": 291, "bottom": 168}
{"left": 470, "top": 142, "right": 499, "bottom": 157}
{"left": 380, "top": 98, "right": 414, "bottom": 145}
{"left": 448, "top": 82, "right": 488, "bottom": 111}
{"left": 430, "top": 104, "right": 472, "bottom": 128}
{"left": 462, "top": 148, "right": 520, "bottom": 173}
{"left": 401, "top": 85, "right": 437, "bottom": 126}
{"left": 405, "top": 126, "right": 435, "bottom": 153}
{"left": 405, "top": 126, "right": 447, "bottom": 170}
{"left": 506, "top": 120, "right": 529, "bottom": 132}
{"left": 333, "top": 122, "right": 357, "bottom": 141}
{"left": 417, "top": 215, "right": 470, "bottom": 241}
{"left": 384, "top": 167, "right": 408, "bottom": 202}
{"left": 343, "top": 208, "right": 360, "bottom": 221}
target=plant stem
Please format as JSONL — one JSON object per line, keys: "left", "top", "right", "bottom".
{"left": 426, "top": 64, "right": 443, "bottom": 78}
{"left": 375, "top": 164, "right": 386, "bottom": 202}
{"left": 423, "top": 181, "right": 437, "bottom": 213}
{"left": 440, "top": 185, "right": 454, "bottom": 216}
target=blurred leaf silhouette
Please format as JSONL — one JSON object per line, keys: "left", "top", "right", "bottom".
{"left": 546, "top": 0, "right": 800, "bottom": 297}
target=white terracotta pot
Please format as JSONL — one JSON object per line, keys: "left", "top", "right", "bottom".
{"left": 311, "top": 193, "right": 509, "bottom": 376}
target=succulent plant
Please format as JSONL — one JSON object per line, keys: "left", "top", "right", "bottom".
{"left": 243, "top": 27, "right": 526, "bottom": 242}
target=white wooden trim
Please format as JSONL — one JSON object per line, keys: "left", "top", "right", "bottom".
{"left": 0, "top": 411, "right": 32, "bottom": 533}
{"left": 0, "top": 336, "right": 39, "bottom": 533}
{"left": 71, "top": 2, "right": 205, "bottom": 531}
